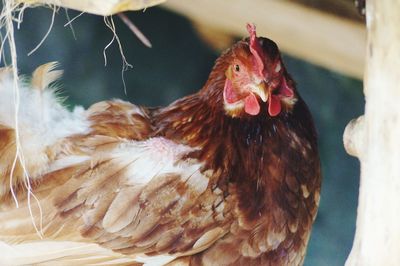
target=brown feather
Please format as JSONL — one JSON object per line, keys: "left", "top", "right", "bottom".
{"left": 31, "top": 61, "right": 63, "bottom": 91}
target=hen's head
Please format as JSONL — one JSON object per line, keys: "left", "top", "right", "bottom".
{"left": 206, "top": 24, "right": 296, "bottom": 118}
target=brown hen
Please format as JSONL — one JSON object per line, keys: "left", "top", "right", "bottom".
{"left": 0, "top": 24, "right": 321, "bottom": 266}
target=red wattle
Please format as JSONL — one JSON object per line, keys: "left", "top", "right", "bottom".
{"left": 268, "top": 95, "right": 281, "bottom": 116}
{"left": 244, "top": 93, "right": 260, "bottom": 116}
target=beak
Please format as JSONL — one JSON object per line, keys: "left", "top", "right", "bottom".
{"left": 251, "top": 82, "right": 268, "bottom": 102}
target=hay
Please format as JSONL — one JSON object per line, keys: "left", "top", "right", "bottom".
{"left": 0, "top": 0, "right": 45, "bottom": 238}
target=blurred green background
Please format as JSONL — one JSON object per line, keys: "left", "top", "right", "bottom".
{"left": 5, "top": 5, "right": 363, "bottom": 266}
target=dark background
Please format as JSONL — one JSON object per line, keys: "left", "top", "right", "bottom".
{"left": 4, "top": 5, "right": 364, "bottom": 265}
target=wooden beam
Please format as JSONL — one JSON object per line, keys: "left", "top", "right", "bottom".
{"left": 16, "top": 0, "right": 165, "bottom": 16}
{"left": 163, "top": 0, "right": 366, "bottom": 79}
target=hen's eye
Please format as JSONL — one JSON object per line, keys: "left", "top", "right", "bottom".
{"left": 234, "top": 64, "right": 240, "bottom": 72}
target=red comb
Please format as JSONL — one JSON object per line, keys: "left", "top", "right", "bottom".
{"left": 246, "top": 23, "right": 264, "bottom": 78}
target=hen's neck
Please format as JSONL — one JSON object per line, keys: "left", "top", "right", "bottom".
{"left": 153, "top": 69, "right": 227, "bottom": 149}
{"left": 153, "top": 92, "right": 225, "bottom": 148}
{"left": 153, "top": 87, "right": 317, "bottom": 178}
{"left": 153, "top": 89, "right": 269, "bottom": 176}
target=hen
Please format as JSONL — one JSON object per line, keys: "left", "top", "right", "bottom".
{"left": 0, "top": 24, "right": 321, "bottom": 266}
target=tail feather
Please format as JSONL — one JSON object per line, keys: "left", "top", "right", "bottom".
{"left": 31, "top": 61, "right": 63, "bottom": 91}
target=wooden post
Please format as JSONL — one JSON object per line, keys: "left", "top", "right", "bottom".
{"left": 343, "top": 1, "right": 400, "bottom": 265}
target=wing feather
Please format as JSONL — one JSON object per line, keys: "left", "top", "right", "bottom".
{"left": 102, "top": 186, "right": 142, "bottom": 233}
{"left": 0, "top": 94, "right": 231, "bottom": 264}
{"left": 0, "top": 134, "right": 231, "bottom": 264}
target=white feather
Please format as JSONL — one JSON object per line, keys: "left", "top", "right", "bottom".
{"left": 0, "top": 70, "right": 90, "bottom": 179}
{"left": 110, "top": 138, "right": 208, "bottom": 190}
{"left": 134, "top": 254, "right": 177, "bottom": 266}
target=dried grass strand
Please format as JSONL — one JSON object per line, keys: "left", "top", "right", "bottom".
{"left": 0, "top": 31, "right": 9, "bottom": 64}
{"left": 63, "top": 11, "right": 84, "bottom": 27}
{"left": 16, "top": 3, "right": 28, "bottom": 29}
{"left": 103, "top": 15, "right": 133, "bottom": 94}
{"left": 0, "top": 0, "right": 44, "bottom": 239}
{"left": 1, "top": 0, "right": 22, "bottom": 209}
{"left": 27, "top": 6, "right": 56, "bottom": 56}
{"left": 64, "top": 9, "right": 77, "bottom": 40}
{"left": 118, "top": 13, "right": 152, "bottom": 48}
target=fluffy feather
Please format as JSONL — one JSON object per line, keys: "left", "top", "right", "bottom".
{"left": 31, "top": 61, "right": 63, "bottom": 91}
{"left": 0, "top": 66, "right": 88, "bottom": 196}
